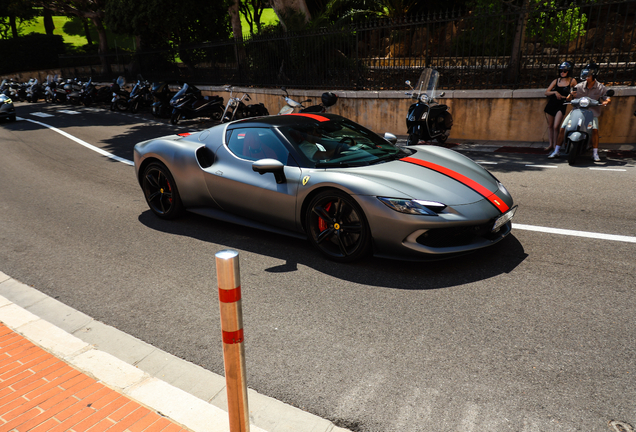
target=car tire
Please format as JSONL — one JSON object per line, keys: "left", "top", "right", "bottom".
{"left": 305, "top": 190, "right": 371, "bottom": 262}
{"left": 142, "top": 162, "right": 184, "bottom": 220}
{"left": 9, "top": 114, "right": 16, "bottom": 122}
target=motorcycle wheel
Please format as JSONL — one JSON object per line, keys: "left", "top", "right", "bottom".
{"left": 130, "top": 100, "right": 139, "bottom": 114}
{"left": 115, "top": 99, "right": 128, "bottom": 111}
{"left": 170, "top": 112, "right": 181, "bottom": 125}
{"left": 436, "top": 131, "right": 450, "bottom": 144}
{"left": 568, "top": 141, "right": 580, "bottom": 166}
{"left": 44, "top": 94, "right": 52, "bottom": 103}
{"left": 406, "top": 133, "right": 420, "bottom": 146}
{"left": 210, "top": 106, "right": 223, "bottom": 122}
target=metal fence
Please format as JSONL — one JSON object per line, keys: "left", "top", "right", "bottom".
{"left": 59, "top": 0, "right": 636, "bottom": 90}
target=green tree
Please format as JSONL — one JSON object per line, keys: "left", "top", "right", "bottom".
{"left": 0, "top": 0, "right": 38, "bottom": 39}
{"left": 526, "top": 0, "right": 587, "bottom": 45}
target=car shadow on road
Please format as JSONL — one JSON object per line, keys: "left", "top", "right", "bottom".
{"left": 138, "top": 210, "right": 527, "bottom": 290}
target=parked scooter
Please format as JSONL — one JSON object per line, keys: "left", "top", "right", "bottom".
{"left": 151, "top": 80, "right": 180, "bottom": 118}
{"left": 563, "top": 89, "right": 614, "bottom": 165}
{"left": 110, "top": 76, "right": 129, "bottom": 111}
{"left": 278, "top": 87, "right": 338, "bottom": 114}
{"left": 26, "top": 79, "right": 44, "bottom": 103}
{"left": 220, "top": 86, "right": 269, "bottom": 123}
{"left": 404, "top": 68, "right": 453, "bottom": 145}
{"left": 169, "top": 83, "right": 224, "bottom": 125}
{"left": 44, "top": 75, "right": 66, "bottom": 103}
{"left": 65, "top": 78, "right": 84, "bottom": 105}
{"left": 127, "top": 77, "right": 153, "bottom": 113}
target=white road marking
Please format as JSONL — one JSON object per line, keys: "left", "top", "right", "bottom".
{"left": 525, "top": 164, "right": 559, "bottom": 168}
{"left": 24, "top": 118, "right": 134, "bottom": 166}
{"left": 57, "top": 110, "right": 80, "bottom": 115}
{"left": 30, "top": 112, "right": 54, "bottom": 118}
{"left": 514, "top": 223, "right": 636, "bottom": 244}
{"left": 589, "top": 167, "right": 627, "bottom": 171}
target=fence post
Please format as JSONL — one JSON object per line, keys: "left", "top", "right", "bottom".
{"left": 215, "top": 249, "right": 250, "bottom": 432}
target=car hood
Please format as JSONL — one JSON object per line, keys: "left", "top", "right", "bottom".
{"left": 336, "top": 146, "right": 502, "bottom": 206}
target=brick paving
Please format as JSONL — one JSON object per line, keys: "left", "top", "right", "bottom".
{"left": 0, "top": 323, "right": 192, "bottom": 432}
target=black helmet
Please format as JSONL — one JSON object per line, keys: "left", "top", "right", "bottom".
{"left": 558, "top": 61, "right": 573, "bottom": 76}
{"left": 580, "top": 62, "right": 599, "bottom": 80}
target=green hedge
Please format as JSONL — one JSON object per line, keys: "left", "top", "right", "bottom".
{"left": 0, "top": 34, "right": 66, "bottom": 74}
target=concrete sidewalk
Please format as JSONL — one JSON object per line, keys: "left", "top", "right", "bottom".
{"left": 0, "top": 271, "right": 349, "bottom": 432}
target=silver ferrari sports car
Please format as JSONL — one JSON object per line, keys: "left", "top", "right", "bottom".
{"left": 134, "top": 113, "right": 516, "bottom": 262}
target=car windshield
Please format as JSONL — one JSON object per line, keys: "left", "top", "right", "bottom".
{"left": 279, "top": 118, "right": 409, "bottom": 167}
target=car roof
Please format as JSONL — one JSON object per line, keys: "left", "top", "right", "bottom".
{"left": 226, "top": 113, "right": 344, "bottom": 129}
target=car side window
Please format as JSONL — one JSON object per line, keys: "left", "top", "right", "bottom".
{"left": 226, "top": 128, "right": 290, "bottom": 164}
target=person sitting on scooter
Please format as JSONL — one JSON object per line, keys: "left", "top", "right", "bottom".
{"left": 548, "top": 62, "right": 611, "bottom": 162}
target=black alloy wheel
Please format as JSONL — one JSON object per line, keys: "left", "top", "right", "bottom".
{"left": 306, "top": 190, "right": 371, "bottom": 262}
{"left": 142, "top": 163, "right": 184, "bottom": 219}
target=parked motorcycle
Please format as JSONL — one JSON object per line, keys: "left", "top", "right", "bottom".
{"left": 151, "top": 80, "right": 180, "bottom": 118}
{"left": 26, "top": 78, "right": 44, "bottom": 103}
{"left": 65, "top": 78, "right": 84, "bottom": 105}
{"left": 563, "top": 89, "right": 614, "bottom": 165}
{"left": 220, "top": 86, "right": 269, "bottom": 123}
{"left": 278, "top": 87, "right": 338, "bottom": 114}
{"left": 110, "top": 76, "right": 129, "bottom": 111}
{"left": 169, "top": 83, "right": 224, "bottom": 125}
{"left": 44, "top": 75, "right": 66, "bottom": 103}
{"left": 80, "top": 78, "right": 108, "bottom": 106}
{"left": 405, "top": 68, "right": 453, "bottom": 145}
{"left": 128, "top": 77, "right": 153, "bottom": 113}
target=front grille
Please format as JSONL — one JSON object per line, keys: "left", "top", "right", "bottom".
{"left": 416, "top": 221, "right": 500, "bottom": 248}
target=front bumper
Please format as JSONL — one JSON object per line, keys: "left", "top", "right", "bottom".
{"left": 356, "top": 195, "right": 516, "bottom": 260}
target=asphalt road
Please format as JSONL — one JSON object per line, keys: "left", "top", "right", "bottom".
{"left": 2, "top": 102, "right": 635, "bottom": 432}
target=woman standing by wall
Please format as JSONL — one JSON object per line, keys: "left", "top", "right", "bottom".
{"left": 543, "top": 61, "right": 577, "bottom": 152}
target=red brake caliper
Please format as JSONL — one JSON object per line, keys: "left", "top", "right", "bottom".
{"left": 318, "top": 202, "right": 332, "bottom": 232}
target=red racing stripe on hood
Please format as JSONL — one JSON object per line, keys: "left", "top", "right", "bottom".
{"left": 286, "top": 113, "right": 330, "bottom": 122}
{"left": 401, "top": 156, "right": 509, "bottom": 213}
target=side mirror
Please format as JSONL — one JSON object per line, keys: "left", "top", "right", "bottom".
{"left": 252, "top": 159, "right": 286, "bottom": 184}
{"left": 439, "top": 91, "right": 446, "bottom": 98}
{"left": 405, "top": 80, "right": 411, "bottom": 86}
{"left": 384, "top": 132, "right": 398, "bottom": 145}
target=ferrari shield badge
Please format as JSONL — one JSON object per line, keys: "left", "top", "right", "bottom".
{"left": 302, "top": 176, "right": 310, "bottom": 186}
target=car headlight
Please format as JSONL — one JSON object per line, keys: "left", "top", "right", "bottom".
{"left": 579, "top": 97, "right": 590, "bottom": 108}
{"left": 3, "top": 98, "right": 12, "bottom": 104}
{"left": 378, "top": 197, "right": 446, "bottom": 216}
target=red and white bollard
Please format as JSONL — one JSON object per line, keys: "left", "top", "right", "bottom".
{"left": 215, "top": 249, "right": 250, "bottom": 432}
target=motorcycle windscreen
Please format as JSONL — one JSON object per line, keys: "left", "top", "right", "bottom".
{"left": 415, "top": 68, "right": 439, "bottom": 99}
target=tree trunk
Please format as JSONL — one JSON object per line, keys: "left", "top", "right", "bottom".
{"left": 508, "top": 0, "right": 530, "bottom": 85}
{"left": 270, "top": 0, "right": 312, "bottom": 29}
{"left": 82, "top": 18, "right": 93, "bottom": 45}
{"left": 9, "top": 15, "right": 18, "bottom": 38}
{"left": 229, "top": 0, "right": 247, "bottom": 70}
{"left": 43, "top": 8, "right": 55, "bottom": 36}
{"left": 91, "top": 16, "right": 111, "bottom": 75}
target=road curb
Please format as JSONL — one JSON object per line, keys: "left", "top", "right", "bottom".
{"left": 0, "top": 271, "right": 349, "bottom": 432}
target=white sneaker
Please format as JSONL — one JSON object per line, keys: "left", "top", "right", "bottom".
{"left": 548, "top": 150, "right": 560, "bottom": 159}
{"left": 592, "top": 154, "right": 601, "bottom": 162}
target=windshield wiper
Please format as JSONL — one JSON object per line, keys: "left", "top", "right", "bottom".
{"left": 314, "top": 160, "right": 370, "bottom": 168}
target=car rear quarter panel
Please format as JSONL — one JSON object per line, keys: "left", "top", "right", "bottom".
{"left": 134, "top": 133, "right": 219, "bottom": 208}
